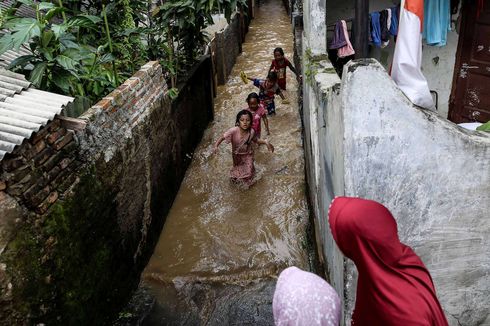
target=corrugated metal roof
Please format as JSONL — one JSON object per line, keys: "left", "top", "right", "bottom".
{"left": 0, "top": 1, "right": 35, "bottom": 70}
{"left": 0, "top": 44, "right": 32, "bottom": 70}
{"left": 0, "top": 69, "right": 74, "bottom": 161}
{"left": 0, "top": 1, "right": 38, "bottom": 19}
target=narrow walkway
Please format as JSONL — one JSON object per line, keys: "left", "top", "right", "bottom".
{"left": 140, "top": 0, "right": 309, "bottom": 323}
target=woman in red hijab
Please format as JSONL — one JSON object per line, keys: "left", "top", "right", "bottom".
{"left": 328, "top": 196, "right": 448, "bottom": 326}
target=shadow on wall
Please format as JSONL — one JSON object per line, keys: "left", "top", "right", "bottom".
{"left": 0, "top": 58, "right": 215, "bottom": 325}
{"left": 303, "top": 57, "right": 490, "bottom": 326}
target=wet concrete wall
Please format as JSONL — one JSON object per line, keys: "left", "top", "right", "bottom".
{"left": 303, "top": 57, "right": 490, "bottom": 325}
{"left": 0, "top": 58, "right": 214, "bottom": 324}
{"left": 214, "top": 13, "right": 244, "bottom": 85}
{"left": 301, "top": 54, "right": 346, "bottom": 321}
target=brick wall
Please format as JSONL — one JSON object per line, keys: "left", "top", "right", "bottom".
{"left": 0, "top": 61, "right": 164, "bottom": 217}
{"left": 0, "top": 118, "right": 79, "bottom": 215}
{"left": 214, "top": 12, "right": 248, "bottom": 85}
{"left": 0, "top": 58, "right": 214, "bottom": 325}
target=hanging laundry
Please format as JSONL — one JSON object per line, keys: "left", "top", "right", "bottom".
{"left": 329, "top": 21, "right": 347, "bottom": 50}
{"left": 477, "top": 0, "right": 484, "bottom": 18}
{"left": 391, "top": 0, "right": 434, "bottom": 109}
{"left": 369, "top": 12, "right": 382, "bottom": 47}
{"left": 386, "top": 8, "right": 392, "bottom": 32}
{"left": 380, "top": 10, "right": 390, "bottom": 42}
{"left": 338, "top": 20, "right": 355, "bottom": 58}
{"left": 423, "top": 0, "right": 451, "bottom": 46}
{"left": 390, "top": 5, "right": 400, "bottom": 36}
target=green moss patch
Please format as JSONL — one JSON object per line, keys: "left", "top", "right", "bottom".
{"left": 3, "top": 166, "right": 138, "bottom": 325}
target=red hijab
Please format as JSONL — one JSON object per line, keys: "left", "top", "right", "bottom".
{"left": 328, "top": 197, "right": 448, "bottom": 326}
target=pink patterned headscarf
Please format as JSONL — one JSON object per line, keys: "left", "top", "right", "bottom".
{"left": 273, "top": 266, "right": 341, "bottom": 326}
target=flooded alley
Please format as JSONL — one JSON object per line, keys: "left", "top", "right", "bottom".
{"left": 137, "top": 0, "right": 312, "bottom": 324}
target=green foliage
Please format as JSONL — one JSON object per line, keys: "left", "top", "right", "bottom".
{"left": 0, "top": 0, "right": 245, "bottom": 104}
{"left": 0, "top": 1, "right": 119, "bottom": 103}
{"left": 149, "top": 0, "right": 247, "bottom": 86}
{"left": 476, "top": 120, "right": 490, "bottom": 132}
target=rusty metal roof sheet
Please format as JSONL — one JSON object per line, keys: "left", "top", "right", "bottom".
{"left": 0, "top": 69, "right": 74, "bottom": 161}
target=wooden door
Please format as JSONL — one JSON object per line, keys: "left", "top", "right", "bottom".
{"left": 449, "top": 0, "right": 490, "bottom": 123}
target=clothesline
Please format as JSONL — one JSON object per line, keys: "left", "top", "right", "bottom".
{"left": 328, "top": 1, "right": 452, "bottom": 47}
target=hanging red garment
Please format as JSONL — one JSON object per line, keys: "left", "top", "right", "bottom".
{"left": 328, "top": 197, "right": 449, "bottom": 326}
{"left": 477, "top": 0, "right": 484, "bottom": 18}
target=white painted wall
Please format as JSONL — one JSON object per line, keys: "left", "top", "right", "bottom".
{"left": 302, "top": 56, "right": 490, "bottom": 325}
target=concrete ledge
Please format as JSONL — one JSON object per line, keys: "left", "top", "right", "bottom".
{"left": 339, "top": 59, "right": 490, "bottom": 325}
{"left": 303, "top": 57, "right": 489, "bottom": 325}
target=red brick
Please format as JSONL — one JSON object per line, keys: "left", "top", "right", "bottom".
{"left": 60, "top": 139, "right": 78, "bottom": 154}
{"left": 133, "top": 70, "right": 148, "bottom": 80}
{"left": 59, "top": 158, "right": 72, "bottom": 170}
{"left": 1, "top": 156, "right": 25, "bottom": 172}
{"left": 124, "top": 77, "right": 140, "bottom": 90}
{"left": 53, "top": 132, "right": 74, "bottom": 151}
{"left": 30, "top": 126, "right": 50, "bottom": 144}
{"left": 59, "top": 174, "right": 79, "bottom": 194}
{"left": 42, "top": 153, "right": 63, "bottom": 172}
{"left": 11, "top": 142, "right": 32, "bottom": 157}
{"left": 47, "top": 166, "right": 61, "bottom": 181}
{"left": 10, "top": 165, "right": 31, "bottom": 183}
{"left": 58, "top": 116, "right": 86, "bottom": 131}
{"left": 93, "top": 98, "right": 112, "bottom": 111}
{"left": 46, "top": 128, "right": 67, "bottom": 145}
{"left": 35, "top": 191, "right": 58, "bottom": 214}
{"left": 23, "top": 177, "right": 48, "bottom": 201}
{"left": 117, "top": 84, "right": 129, "bottom": 93}
{"left": 106, "top": 89, "right": 126, "bottom": 106}
{"left": 34, "top": 147, "right": 55, "bottom": 166}
{"left": 47, "top": 119, "right": 61, "bottom": 132}
{"left": 26, "top": 140, "right": 47, "bottom": 159}
{"left": 141, "top": 61, "right": 159, "bottom": 76}
{"left": 51, "top": 166, "right": 72, "bottom": 189}
{"left": 28, "top": 185, "right": 50, "bottom": 208}
{"left": 7, "top": 182, "right": 31, "bottom": 197}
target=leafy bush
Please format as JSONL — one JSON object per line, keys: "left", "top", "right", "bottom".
{"left": 0, "top": 0, "right": 247, "bottom": 102}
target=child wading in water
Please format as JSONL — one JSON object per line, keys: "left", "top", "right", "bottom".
{"left": 268, "top": 47, "right": 301, "bottom": 90}
{"left": 245, "top": 92, "right": 270, "bottom": 138}
{"left": 246, "top": 71, "right": 285, "bottom": 115}
{"left": 214, "top": 110, "right": 274, "bottom": 187}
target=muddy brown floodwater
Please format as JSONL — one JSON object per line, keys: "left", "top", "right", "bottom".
{"left": 126, "top": 0, "right": 312, "bottom": 324}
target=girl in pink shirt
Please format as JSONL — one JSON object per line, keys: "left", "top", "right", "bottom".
{"left": 245, "top": 92, "right": 270, "bottom": 138}
{"left": 214, "top": 110, "right": 274, "bottom": 187}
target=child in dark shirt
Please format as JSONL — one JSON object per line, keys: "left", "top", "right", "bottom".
{"left": 268, "top": 47, "right": 301, "bottom": 90}
{"left": 246, "top": 71, "right": 285, "bottom": 115}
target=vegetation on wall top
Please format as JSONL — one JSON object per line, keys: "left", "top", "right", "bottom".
{"left": 0, "top": 0, "right": 247, "bottom": 105}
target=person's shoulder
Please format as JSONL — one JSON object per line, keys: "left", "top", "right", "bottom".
{"left": 226, "top": 126, "right": 239, "bottom": 133}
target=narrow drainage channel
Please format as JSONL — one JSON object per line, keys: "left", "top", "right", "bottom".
{"left": 117, "top": 0, "right": 317, "bottom": 324}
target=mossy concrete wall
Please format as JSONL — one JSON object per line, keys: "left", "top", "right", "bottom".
{"left": 302, "top": 57, "right": 490, "bottom": 326}
{"left": 0, "top": 58, "right": 214, "bottom": 325}
{"left": 214, "top": 12, "right": 246, "bottom": 85}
